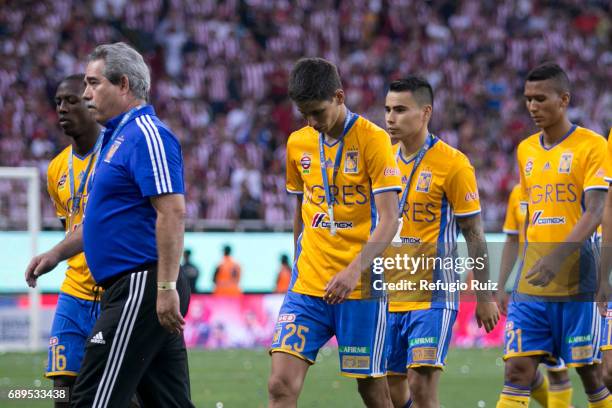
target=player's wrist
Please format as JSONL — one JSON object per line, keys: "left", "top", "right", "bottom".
{"left": 476, "top": 291, "right": 494, "bottom": 302}
{"left": 157, "top": 281, "right": 177, "bottom": 291}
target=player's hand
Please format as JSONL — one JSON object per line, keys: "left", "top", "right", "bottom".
{"left": 324, "top": 264, "right": 360, "bottom": 305}
{"left": 525, "top": 255, "right": 561, "bottom": 287}
{"left": 596, "top": 281, "right": 610, "bottom": 317}
{"left": 496, "top": 288, "right": 510, "bottom": 316}
{"left": 25, "top": 250, "right": 60, "bottom": 288}
{"left": 156, "top": 289, "right": 185, "bottom": 335}
{"left": 475, "top": 300, "right": 499, "bottom": 333}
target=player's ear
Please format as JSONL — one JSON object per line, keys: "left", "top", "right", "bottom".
{"left": 423, "top": 104, "right": 433, "bottom": 122}
{"left": 119, "top": 75, "right": 131, "bottom": 95}
{"left": 334, "top": 89, "right": 345, "bottom": 106}
{"left": 560, "top": 92, "right": 570, "bottom": 109}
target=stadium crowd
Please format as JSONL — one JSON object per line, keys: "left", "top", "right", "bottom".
{"left": 0, "top": 0, "right": 610, "bottom": 230}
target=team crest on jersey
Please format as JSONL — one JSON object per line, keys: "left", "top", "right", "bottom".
{"left": 415, "top": 170, "right": 432, "bottom": 193}
{"left": 525, "top": 158, "right": 534, "bottom": 177}
{"left": 543, "top": 162, "right": 551, "bottom": 171}
{"left": 558, "top": 153, "right": 573, "bottom": 174}
{"left": 300, "top": 153, "right": 311, "bottom": 174}
{"left": 104, "top": 135, "right": 124, "bottom": 163}
{"left": 344, "top": 151, "right": 359, "bottom": 174}
{"left": 57, "top": 174, "right": 67, "bottom": 190}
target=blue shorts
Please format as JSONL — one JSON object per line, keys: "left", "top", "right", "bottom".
{"left": 387, "top": 308, "right": 457, "bottom": 374}
{"left": 270, "top": 291, "right": 388, "bottom": 377}
{"left": 504, "top": 295, "right": 602, "bottom": 367}
{"left": 46, "top": 292, "right": 99, "bottom": 377}
{"left": 601, "top": 302, "right": 612, "bottom": 351}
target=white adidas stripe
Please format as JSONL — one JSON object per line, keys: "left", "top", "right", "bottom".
{"left": 436, "top": 309, "right": 452, "bottom": 365}
{"left": 371, "top": 296, "right": 386, "bottom": 375}
{"left": 135, "top": 117, "right": 163, "bottom": 194}
{"left": 140, "top": 116, "right": 168, "bottom": 193}
{"left": 92, "top": 273, "right": 140, "bottom": 407}
{"left": 93, "top": 271, "right": 147, "bottom": 408}
{"left": 371, "top": 298, "right": 383, "bottom": 375}
{"left": 100, "top": 271, "right": 148, "bottom": 408}
{"left": 144, "top": 115, "right": 173, "bottom": 193}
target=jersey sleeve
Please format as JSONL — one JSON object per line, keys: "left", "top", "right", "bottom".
{"left": 285, "top": 134, "right": 304, "bottom": 195}
{"left": 583, "top": 137, "right": 609, "bottom": 192}
{"left": 502, "top": 187, "right": 520, "bottom": 235}
{"left": 46, "top": 160, "right": 66, "bottom": 220}
{"left": 605, "top": 130, "right": 612, "bottom": 184}
{"left": 131, "top": 117, "right": 185, "bottom": 197}
{"left": 444, "top": 157, "right": 481, "bottom": 217}
{"left": 364, "top": 128, "right": 402, "bottom": 195}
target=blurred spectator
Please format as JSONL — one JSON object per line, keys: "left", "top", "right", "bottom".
{"left": 181, "top": 248, "right": 201, "bottom": 294}
{"left": 0, "top": 0, "right": 610, "bottom": 231}
{"left": 238, "top": 181, "right": 262, "bottom": 220}
{"left": 275, "top": 254, "right": 291, "bottom": 293}
{"left": 213, "top": 245, "right": 241, "bottom": 296}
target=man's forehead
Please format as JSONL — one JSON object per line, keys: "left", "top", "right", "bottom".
{"left": 85, "top": 59, "right": 105, "bottom": 77}
{"left": 386, "top": 90, "right": 416, "bottom": 106}
{"left": 56, "top": 80, "right": 83, "bottom": 97}
{"left": 524, "top": 79, "right": 556, "bottom": 94}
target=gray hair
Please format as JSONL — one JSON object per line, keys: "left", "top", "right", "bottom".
{"left": 88, "top": 42, "right": 151, "bottom": 101}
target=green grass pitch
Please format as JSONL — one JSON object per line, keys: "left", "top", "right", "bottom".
{"left": 0, "top": 348, "right": 590, "bottom": 407}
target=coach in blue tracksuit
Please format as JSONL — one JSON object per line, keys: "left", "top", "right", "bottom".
{"left": 26, "top": 42, "right": 194, "bottom": 408}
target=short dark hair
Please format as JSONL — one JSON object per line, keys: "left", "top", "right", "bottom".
{"left": 223, "top": 245, "right": 231, "bottom": 256}
{"left": 388, "top": 76, "right": 434, "bottom": 108}
{"left": 58, "top": 74, "right": 85, "bottom": 90}
{"left": 288, "top": 58, "right": 342, "bottom": 103}
{"left": 526, "top": 62, "right": 570, "bottom": 94}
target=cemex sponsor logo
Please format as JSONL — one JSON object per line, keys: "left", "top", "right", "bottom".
{"left": 531, "top": 210, "right": 565, "bottom": 225}
{"left": 311, "top": 212, "right": 353, "bottom": 229}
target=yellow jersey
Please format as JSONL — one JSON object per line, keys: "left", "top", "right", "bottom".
{"left": 503, "top": 184, "right": 527, "bottom": 243}
{"left": 47, "top": 146, "right": 98, "bottom": 300}
{"left": 286, "top": 114, "right": 402, "bottom": 299}
{"left": 516, "top": 125, "right": 608, "bottom": 296}
{"left": 388, "top": 136, "right": 481, "bottom": 312}
{"left": 606, "top": 128, "right": 612, "bottom": 184}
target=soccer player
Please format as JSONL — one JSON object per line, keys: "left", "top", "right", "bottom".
{"left": 499, "top": 183, "right": 574, "bottom": 407}
{"left": 268, "top": 58, "right": 402, "bottom": 407}
{"left": 383, "top": 76, "right": 499, "bottom": 408}
{"left": 41, "top": 74, "right": 101, "bottom": 407}
{"left": 497, "top": 63, "right": 610, "bottom": 408}
{"left": 599, "top": 128, "right": 612, "bottom": 392}
{"left": 26, "top": 42, "right": 194, "bottom": 407}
